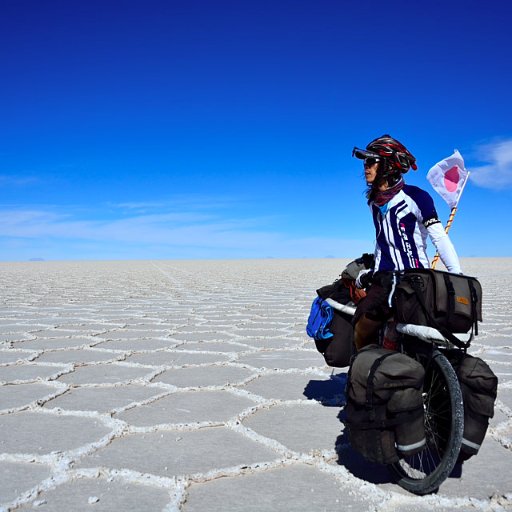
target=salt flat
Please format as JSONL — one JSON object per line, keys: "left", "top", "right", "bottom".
{"left": 0, "top": 259, "right": 511, "bottom": 511}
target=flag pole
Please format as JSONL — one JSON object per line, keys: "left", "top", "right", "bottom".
{"left": 431, "top": 171, "right": 470, "bottom": 269}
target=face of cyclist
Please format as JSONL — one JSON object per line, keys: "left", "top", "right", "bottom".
{"left": 364, "top": 157, "right": 380, "bottom": 185}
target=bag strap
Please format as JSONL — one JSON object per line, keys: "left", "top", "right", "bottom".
{"left": 468, "top": 279, "right": 479, "bottom": 336}
{"left": 407, "top": 275, "right": 470, "bottom": 350}
{"left": 443, "top": 273, "right": 456, "bottom": 321}
{"left": 366, "top": 352, "right": 396, "bottom": 420}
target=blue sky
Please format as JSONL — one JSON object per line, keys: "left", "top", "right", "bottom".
{"left": 1, "top": 0, "right": 512, "bottom": 261}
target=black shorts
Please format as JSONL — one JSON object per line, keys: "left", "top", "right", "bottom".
{"left": 353, "top": 272, "right": 394, "bottom": 324}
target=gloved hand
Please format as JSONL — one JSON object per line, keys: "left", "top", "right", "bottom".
{"left": 355, "top": 269, "right": 373, "bottom": 289}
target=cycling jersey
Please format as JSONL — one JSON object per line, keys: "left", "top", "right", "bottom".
{"left": 370, "top": 184, "right": 461, "bottom": 273}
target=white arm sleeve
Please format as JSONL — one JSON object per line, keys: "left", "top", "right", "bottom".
{"left": 427, "top": 222, "right": 462, "bottom": 273}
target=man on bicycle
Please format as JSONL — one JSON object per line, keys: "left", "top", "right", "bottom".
{"left": 352, "top": 134, "right": 462, "bottom": 351}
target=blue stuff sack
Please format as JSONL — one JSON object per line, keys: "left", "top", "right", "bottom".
{"left": 306, "top": 296, "right": 334, "bottom": 341}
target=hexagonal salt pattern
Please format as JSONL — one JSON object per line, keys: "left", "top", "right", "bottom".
{"left": 114, "top": 390, "right": 256, "bottom": 427}
{"left": 0, "top": 363, "right": 69, "bottom": 383}
{"left": 0, "top": 259, "right": 511, "bottom": 511}
{"left": 0, "top": 461, "right": 52, "bottom": 504}
{"left": 56, "top": 363, "right": 155, "bottom": 385}
{"left": 243, "top": 372, "right": 346, "bottom": 403}
{"left": 183, "top": 464, "right": 382, "bottom": 512}
{"left": 242, "top": 402, "right": 343, "bottom": 454}
{"left": 0, "top": 411, "right": 112, "bottom": 455}
{"left": 237, "top": 349, "right": 324, "bottom": 370}
{"left": 0, "top": 382, "right": 64, "bottom": 412}
{"left": 152, "top": 365, "right": 254, "bottom": 388}
{"left": 42, "top": 384, "right": 166, "bottom": 413}
{"left": 33, "top": 349, "right": 124, "bottom": 364}
{"left": 77, "top": 427, "right": 280, "bottom": 477}
{"left": 0, "top": 349, "right": 37, "bottom": 364}
{"left": 15, "top": 476, "right": 172, "bottom": 511}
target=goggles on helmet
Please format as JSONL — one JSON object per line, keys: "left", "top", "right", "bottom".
{"left": 352, "top": 147, "right": 380, "bottom": 161}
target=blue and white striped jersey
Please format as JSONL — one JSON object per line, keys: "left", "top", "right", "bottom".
{"left": 371, "top": 184, "right": 441, "bottom": 272}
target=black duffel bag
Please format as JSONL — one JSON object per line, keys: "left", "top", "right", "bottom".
{"left": 393, "top": 268, "right": 483, "bottom": 348}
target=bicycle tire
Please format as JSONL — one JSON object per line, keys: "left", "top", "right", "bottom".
{"left": 389, "top": 350, "right": 464, "bottom": 495}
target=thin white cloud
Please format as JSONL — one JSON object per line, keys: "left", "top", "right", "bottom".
{"left": 470, "top": 139, "right": 512, "bottom": 189}
{"left": 114, "top": 201, "right": 167, "bottom": 210}
{"left": 0, "top": 207, "right": 371, "bottom": 259}
{"left": 112, "top": 194, "right": 244, "bottom": 213}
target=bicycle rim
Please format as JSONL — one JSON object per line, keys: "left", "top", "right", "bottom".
{"left": 390, "top": 351, "right": 464, "bottom": 495}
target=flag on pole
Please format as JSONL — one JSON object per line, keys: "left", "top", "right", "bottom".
{"left": 427, "top": 150, "right": 469, "bottom": 208}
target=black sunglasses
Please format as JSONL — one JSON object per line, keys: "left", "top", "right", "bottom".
{"left": 352, "top": 147, "right": 381, "bottom": 162}
{"left": 364, "top": 157, "right": 381, "bottom": 167}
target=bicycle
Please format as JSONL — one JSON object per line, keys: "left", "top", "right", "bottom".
{"left": 326, "top": 298, "right": 467, "bottom": 495}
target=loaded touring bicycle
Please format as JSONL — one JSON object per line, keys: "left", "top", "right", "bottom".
{"left": 307, "top": 259, "right": 498, "bottom": 495}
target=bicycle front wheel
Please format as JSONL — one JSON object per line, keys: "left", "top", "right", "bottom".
{"left": 390, "top": 350, "right": 464, "bottom": 495}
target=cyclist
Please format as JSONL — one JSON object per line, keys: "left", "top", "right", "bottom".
{"left": 351, "top": 134, "right": 462, "bottom": 351}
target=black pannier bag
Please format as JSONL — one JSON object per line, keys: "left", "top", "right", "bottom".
{"left": 345, "top": 345, "right": 426, "bottom": 464}
{"left": 310, "top": 254, "right": 374, "bottom": 368}
{"left": 450, "top": 353, "right": 498, "bottom": 460}
{"left": 314, "top": 308, "right": 354, "bottom": 368}
{"left": 393, "top": 269, "right": 483, "bottom": 347}
{"left": 313, "top": 278, "right": 355, "bottom": 368}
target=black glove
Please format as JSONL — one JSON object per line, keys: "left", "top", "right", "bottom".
{"left": 355, "top": 269, "right": 373, "bottom": 289}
